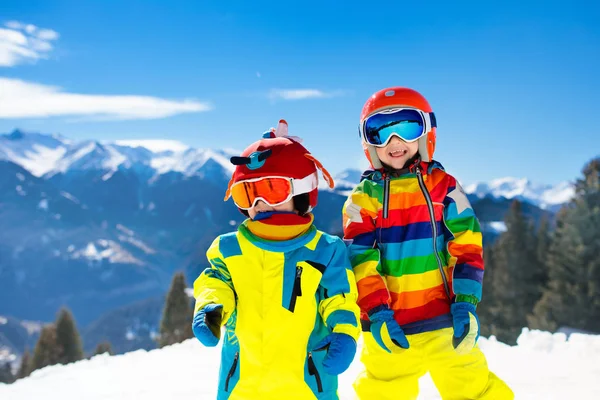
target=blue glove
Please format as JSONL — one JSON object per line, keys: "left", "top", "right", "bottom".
{"left": 369, "top": 307, "right": 409, "bottom": 353}
{"left": 313, "top": 332, "right": 357, "bottom": 375}
{"left": 451, "top": 302, "right": 480, "bottom": 355}
{"left": 192, "top": 303, "right": 223, "bottom": 347}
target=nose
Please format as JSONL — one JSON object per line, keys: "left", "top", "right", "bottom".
{"left": 254, "top": 200, "right": 269, "bottom": 211}
{"left": 388, "top": 135, "right": 404, "bottom": 144}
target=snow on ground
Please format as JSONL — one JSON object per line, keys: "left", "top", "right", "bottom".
{"left": 1, "top": 329, "right": 598, "bottom": 399}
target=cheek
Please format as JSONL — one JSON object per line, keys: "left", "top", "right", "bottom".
{"left": 274, "top": 200, "right": 295, "bottom": 212}
{"left": 409, "top": 142, "right": 419, "bottom": 155}
{"left": 375, "top": 147, "right": 387, "bottom": 158}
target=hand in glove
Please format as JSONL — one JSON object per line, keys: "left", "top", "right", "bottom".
{"left": 192, "top": 303, "right": 223, "bottom": 347}
{"left": 313, "top": 332, "right": 357, "bottom": 375}
{"left": 369, "top": 307, "right": 409, "bottom": 353}
{"left": 451, "top": 301, "right": 480, "bottom": 355}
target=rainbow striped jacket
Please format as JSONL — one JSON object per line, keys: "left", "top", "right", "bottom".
{"left": 342, "top": 161, "right": 484, "bottom": 335}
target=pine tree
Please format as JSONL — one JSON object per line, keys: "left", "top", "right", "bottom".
{"left": 487, "top": 200, "right": 541, "bottom": 344}
{"left": 0, "top": 362, "right": 14, "bottom": 384}
{"left": 16, "top": 349, "right": 32, "bottom": 380}
{"left": 94, "top": 341, "right": 113, "bottom": 356}
{"left": 536, "top": 216, "right": 551, "bottom": 271}
{"left": 525, "top": 215, "right": 551, "bottom": 320}
{"left": 531, "top": 158, "right": 600, "bottom": 332}
{"left": 158, "top": 272, "right": 194, "bottom": 347}
{"left": 55, "top": 308, "right": 84, "bottom": 364}
{"left": 31, "top": 324, "right": 61, "bottom": 372}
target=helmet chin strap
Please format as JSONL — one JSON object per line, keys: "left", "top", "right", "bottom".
{"left": 418, "top": 135, "right": 431, "bottom": 162}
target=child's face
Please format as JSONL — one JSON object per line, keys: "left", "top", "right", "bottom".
{"left": 375, "top": 136, "right": 419, "bottom": 170}
{"left": 248, "top": 198, "right": 296, "bottom": 219}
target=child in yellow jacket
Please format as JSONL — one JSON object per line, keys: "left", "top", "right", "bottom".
{"left": 192, "top": 121, "right": 361, "bottom": 400}
{"left": 343, "top": 88, "right": 514, "bottom": 399}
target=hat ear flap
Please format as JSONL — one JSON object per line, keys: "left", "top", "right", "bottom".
{"left": 305, "top": 154, "right": 334, "bottom": 189}
{"left": 224, "top": 176, "right": 235, "bottom": 201}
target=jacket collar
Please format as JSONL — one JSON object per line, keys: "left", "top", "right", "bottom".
{"left": 361, "top": 159, "right": 445, "bottom": 183}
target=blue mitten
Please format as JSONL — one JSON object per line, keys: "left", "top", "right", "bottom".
{"left": 313, "top": 332, "right": 357, "bottom": 375}
{"left": 451, "top": 302, "right": 480, "bottom": 355}
{"left": 369, "top": 307, "right": 409, "bottom": 353}
{"left": 192, "top": 303, "right": 223, "bottom": 347}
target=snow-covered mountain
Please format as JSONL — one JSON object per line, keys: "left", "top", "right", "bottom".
{"left": 0, "top": 130, "right": 250, "bottom": 328}
{"left": 1, "top": 330, "right": 599, "bottom": 399}
{"left": 0, "top": 129, "right": 238, "bottom": 181}
{"left": 464, "top": 177, "right": 574, "bottom": 210}
{"left": 330, "top": 168, "right": 364, "bottom": 193}
{"left": 149, "top": 147, "right": 236, "bottom": 181}
{"left": 0, "top": 130, "right": 576, "bottom": 211}
{"left": 0, "top": 129, "right": 70, "bottom": 176}
{"left": 0, "top": 315, "right": 41, "bottom": 368}
{"left": 330, "top": 167, "right": 574, "bottom": 210}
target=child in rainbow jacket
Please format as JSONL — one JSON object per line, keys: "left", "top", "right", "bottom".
{"left": 343, "top": 87, "right": 514, "bottom": 399}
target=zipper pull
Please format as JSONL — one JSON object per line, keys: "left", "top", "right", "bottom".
{"left": 415, "top": 165, "right": 428, "bottom": 182}
{"left": 295, "top": 266, "right": 303, "bottom": 296}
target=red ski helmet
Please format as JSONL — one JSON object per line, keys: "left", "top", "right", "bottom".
{"left": 360, "top": 87, "right": 437, "bottom": 167}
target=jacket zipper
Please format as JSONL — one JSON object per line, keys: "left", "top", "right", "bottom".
{"left": 383, "top": 173, "right": 391, "bottom": 219}
{"left": 307, "top": 352, "right": 323, "bottom": 393}
{"left": 288, "top": 266, "right": 303, "bottom": 312}
{"left": 224, "top": 351, "right": 239, "bottom": 392}
{"left": 415, "top": 167, "right": 451, "bottom": 300}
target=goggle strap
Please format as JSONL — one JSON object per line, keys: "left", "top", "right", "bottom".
{"left": 305, "top": 154, "right": 334, "bottom": 189}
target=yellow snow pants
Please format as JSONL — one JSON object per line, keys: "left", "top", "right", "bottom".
{"left": 354, "top": 328, "right": 514, "bottom": 400}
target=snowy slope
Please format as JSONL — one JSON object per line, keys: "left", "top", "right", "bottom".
{"left": 1, "top": 329, "right": 599, "bottom": 399}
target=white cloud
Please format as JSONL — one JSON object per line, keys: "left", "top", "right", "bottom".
{"left": 268, "top": 88, "right": 345, "bottom": 101}
{"left": 0, "top": 77, "right": 213, "bottom": 120}
{"left": 0, "top": 21, "right": 59, "bottom": 67}
{"left": 36, "top": 28, "right": 59, "bottom": 41}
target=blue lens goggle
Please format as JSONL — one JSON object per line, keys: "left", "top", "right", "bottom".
{"left": 360, "top": 107, "right": 436, "bottom": 147}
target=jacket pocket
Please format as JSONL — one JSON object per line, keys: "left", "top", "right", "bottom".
{"left": 224, "top": 351, "right": 239, "bottom": 392}
{"left": 307, "top": 352, "right": 323, "bottom": 393}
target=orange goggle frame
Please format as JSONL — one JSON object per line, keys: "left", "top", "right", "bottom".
{"left": 228, "top": 173, "right": 318, "bottom": 210}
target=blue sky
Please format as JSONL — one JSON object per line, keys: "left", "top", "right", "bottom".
{"left": 1, "top": 0, "right": 599, "bottom": 184}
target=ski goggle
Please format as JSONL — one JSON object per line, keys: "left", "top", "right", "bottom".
{"left": 228, "top": 173, "right": 318, "bottom": 210}
{"left": 360, "top": 107, "right": 436, "bottom": 147}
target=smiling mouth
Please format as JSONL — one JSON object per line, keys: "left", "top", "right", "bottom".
{"left": 389, "top": 148, "right": 408, "bottom": 157}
